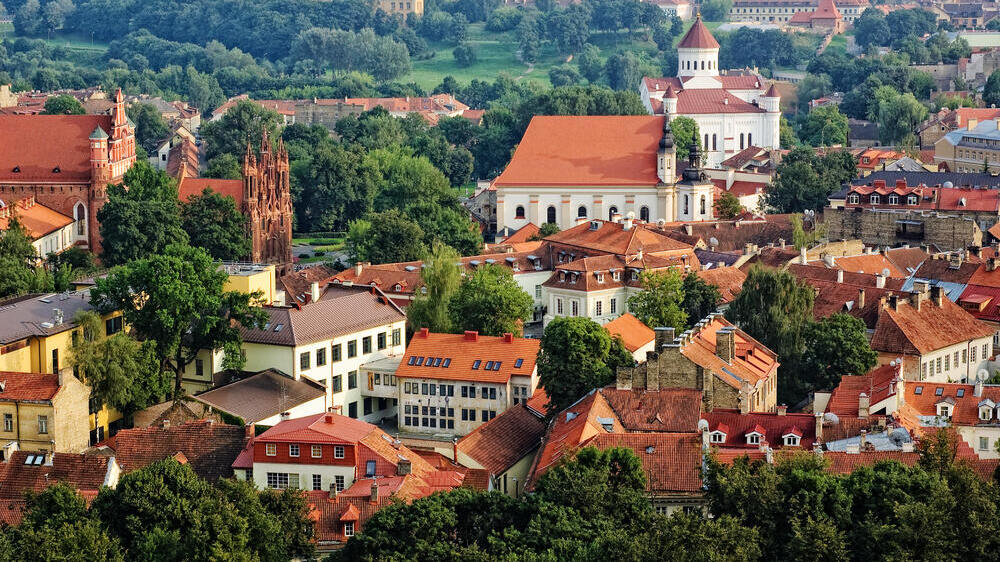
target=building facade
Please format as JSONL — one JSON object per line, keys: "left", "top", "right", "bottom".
{"left": 935, "top": 119, "right": 1000, "bottom": 174}
{"left": 729, "top": 0, "right": 869, "bottom": 24}
{"left": 0, "top": 371, "right": 90, "bottom": 453}
{"left": 0, "top": 88, "right": 136, "bottom": 253}
{"left": 0, "top": 196, "right": 76, "bottom": 258}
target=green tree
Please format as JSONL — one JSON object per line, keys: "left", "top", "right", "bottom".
{"left": 346, "top": 210, "right": 426, "bottom": 265}
{"left": 0, "top": 215, "right": 41, "bottom": 298}
{"left": 764, "top": 159, "right": 836, "bottom": 214}
{"left": 126, "top": 102, "right": 170, "bottom": 153}
{"left": 681, "top": 272, "right": 722, "bottom": 326}
{"left": 797, "top": 73, "right": 833, "bottom": 111}
{"left": 726, "top": 266, "right": 814, "bottom": 402}
{"left": 179, "top": 188, "right": 251, "bottom": 260}
{"left": 8, "top": 483, "right": 123, "bottom": 561}
{"left": 453, "top": 43, "right": 476, "bottom": 67}
{"left": 203, "top": 152, "right": 243, "bottom": 179}
{"left": 406, "top": 242, "right": 462, "bottom": 334}
{"left": 800, "top": 313, "right": 878, "bottom": 396}
{"left": 715, "top": 191, "right": 743, "bottom": 219}
{"left": 780, "top": 115, "right": 799, "bottom": 149}
{"left": 91, "top": 243, "right": 266, "bottom": 398}
{"left": 700, "top": 0, "right": 733, "bottom": 20}
{"left": 627, "top": 269, "right": 687, "bottom": 331}
{"left": 877, "top": 91, "right": 928, "bottom": 146}
{"left": 97, "top": 161, "right": 188, "bottom": 266}
{"left": 40, "top": 94, "right": 85, "bottom": 115}
{"left": 670, "top": 116, "right": 699, "bottom": 161}
{"left": 68, "top": 310, "right": 171, "bottom": 418}
{"left": 537, "top": 316, "right": 633, "bottom": 414}
{"left": 448, "top": 264, "right": 532, "bottom": 336}
{"left": 200, "top": 99, "right": 281, "bottom": 161}
{"left": 985, "top": 71, "right": 1000, "bottom": 109}
{"left": 800, "top": 105, "right": 849, "bottom": 147}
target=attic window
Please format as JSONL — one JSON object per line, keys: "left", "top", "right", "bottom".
{"left": 613, "top": 271, "right": 621, "bottom": 281}
{"left": 492, "top": 361, "right": 501, "bottom": 371}
{"left": 937, "top": 404, "right": 952, "bottom": 418}
{"left": 710, "top": 431, "right": 726, "bottom": 443}
{"left": 848, "top": 194, "right": 859, "bottom": 204}
{"left": 273, "top": 323, "right": 283, "bottom": 332}
{"left": 407, "top": 356, "right": 416, "bottom": 365}
{"left": 957, "top": 389, "right": 965, "bottom": 398}
{"left": 981, "top": 406, "right": 993, "bottom": 421}
{"left": 415, "top": 357, "right": 424, "bottom": 366}
{"left": 783, "top": 435, "right": 800, "bottom": 447}
{"left": 914, "top": 386, "right": 923, "bottom": 395}
{"left": 935, "top": 387, "right": 943, "bottom": 396}
{"left": 888, "top": 194, "right": 899, "bottom": 205}
{"left": 52, "top": 166, "right": 60, "bottom": 173}
{"left": 746, "top": 433, "right": 761, "bottom": 445}
{"left": 11, "top": 166, "right": 19, "bottom": 173}
{"left": 472, "top": 360, "right": 481, "bottom": 370}
{"left": 394, "top": 284, "right": 401, "bottom": 292}
{"left": 514, "top": 358, "right": 523, "bottom": 368}
{"left": 442, "top": 358, "right": 451, "bottom": 367}
{"left": 597, "top": 273, "right": 604, "bottom": 283}
{"left": 908, "top": 195, "right": 918, "bottom": 205}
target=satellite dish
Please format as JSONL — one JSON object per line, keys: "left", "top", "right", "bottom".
{"left": 979, "top": 369, "right": 990, "bottom": 382}
{"left": 697, "top": 419, "right": 709, "bottom": 432}
{"left": 943, "top": 181, "right": 954, "bottom": 189}
{"left": 657, "top": 219, "right": 666, "bottom": 227}
{"left": 823, "top": 412, "right": 840, "bottom": 425}
{"left": 890, "top": 427, "right": 910, "bottom": 446}
{"left": 709, "top": 237, "right": 719, "bottom": 247}
{"left": 882, "top": 268, "right": 891, "bottom": 277}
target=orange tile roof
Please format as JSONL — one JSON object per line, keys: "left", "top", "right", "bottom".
{"left": 0, "top": 197, "right": 74, "bottom": 239}
{"left": 870, "top": 295, "right": 995, "bottom": 356}
{"left": 525, "top": 388, "right": 550, "bottom": 416}
{"left": 884, "top": 247, "right": 928, "bottom": 275}
{"left": 177, "top": 177, "right": 244, "bottom": 206}
{"left": 680, "top": 316, "right": 779, "bottom": 390}
{"left": 0, "top": 371, "right": 61, "bottom": 401}
{"left": 695, "top": 266, "right": 746, "bottom": 303}
{"left": 0, "top": 451, "right": 110, "bottom": 499}
{"left": 600, "top": 387, "right": 702, "bottom": 432}
{"left": 500, "top": 222, "right": 540, "bottom": 245}
{"left": 546, "top": 219, "right": 693, "bottom": 255}
{"left": 899, "top": 381, "right": 1000, "bottom": 428}
{"left": 604, "top": 313, "right": 654, "bottom": 352}
{"left": 494, "top": 116, "right": 664, "bottom": 187}
{"left": 826, "top": 363, "right": 901, "bottom": 416}
{"left": 457, "top": 404, "right": 546, "bottom": 475}
{"left": 823, "top": 451, "right": 919, "bottom": 474}
{"left": 396, "top": 330, "right": 540, "bottom": 384}
{"left": 810, "top": 254, "right": 907, "bottom": 278}
{"left": 677, "top": 15, "right": 720, "bottom": 49}
{"left": 590, "top": 432, "right": 703, "bottom": 493}
{"left": 0, "top": 114, "right": 113, "bottom": 181}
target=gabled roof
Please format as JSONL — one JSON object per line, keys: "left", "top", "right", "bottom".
{"left": 546, "top": 219, "right": 692, "bottom": 255}
{"left": 677, "top": 15, "right": 720, "bottom": 49}
{"left": 824, "top": 451, "right": 920, "bottom": 474}
{"left": 0, "top": 371, "right": 61, "bottom": 402}
{"left": 827, "top": 364, "right": 901, "bottom": 416}
{"left": 193, "top": 370, "right": 325, "bottom": 424}
{"left": 604, "top": 313, "right": 655, "bottom": 352}
{"left": 590, "top": 432, "right": 703, "bottom": 493}
{"left": 396, "top": 330, "right": 539, "bottom": 384}
{"left": 870, "top": 294, "right": 995, "bottom": 356}
{"left": 703, "top": 409, "right": 817, "bottom": 449}
{"left": 696, "top": 266, "right": 746, "bottom": 303}
{"left": 679, "top": 316, "right": 779, "bottom": 390}
{"left": 0, "top": 197, "right": 75, "bottom": 240}
{"left": 0, "top": 115, "right": 114, "bottom": 181}
{"left": 109, "top": 419, "right": 247, "bottom": 481}
{"left": 176, "top": 177, "right": 243, "bottom": 206}
{"left": 0, "top": 290, "right": 99, "bottom": 345}
{"left": 899, "top": 382, "right": 1000, "bottom": 428}
{"left": 0, "top": 452, "right": 111, "bottom": 499}
{"left": 457, "top": 404, "right": 546, "bottom": 475}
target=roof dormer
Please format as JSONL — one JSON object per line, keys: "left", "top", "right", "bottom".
{"left": 980, "top": 399, "right": 996, "bottom": 421}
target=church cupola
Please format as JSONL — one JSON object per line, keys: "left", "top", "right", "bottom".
{"left": 677, "top": 14, "right": 720, "bottom": 80}
{"left": 657, "top": 117, "right": 676, "bottom": 184}
{"left": 676, "top": 141, "right": 714, "bottom": 221}
{"left": 761, "top": 83, "right": 781, "bottom": 113}
{"left": 662, "top": 84, "right": 678, "bottom": 115}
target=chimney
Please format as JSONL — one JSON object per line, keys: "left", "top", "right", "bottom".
{"left": 452, "top": 436, "right": 459, "bottom": 462}
{"left": 684, "top": 224, "right": 693, "bottom": 236}
{"left": 418, "top": 327, "right": 429, "bottom": 338}
{"left": 52, "top": 308, "right": 63, "bottom": 325}
{"left": 971, "top": 246, "right": 982, "bottom": 259}
{"left": 612, "top": 212, "right": 623, "bottom": 223}
{"left": 815, "top": 413, "right": 824, "bottom": 443}
{"left": 623, "top": 215, "right": 634, "bottom": 231}
{"left": 800, "top": 247, "right": 808, "bottom": 265}
{"left": 274, "top": 290, "right": 286, "bottom": 307}
{"left": 244, "top": 424, "right": 255, "bottom": 440}
{"left": 280, "top": 411, "right": 290, "bottom": 422}
{"left": 860, "top": 430, "right": 868, "bottom": 448}
{"left": 988, "top": 257, "right": 999, "bottom": 272}
{"left": 324, "top": 413, "right": 333, "bottom": 424}
{"left": 779, "top": 238, "right": 786, "bottom": 250}
{"left": 397, "top": 458, "right": 412, "bottom": 476}
{"left": 976, "top": 379, "right": 984, "bottom": 397}
{"left": 354, "top": 261, "right": 364, "bottom": 276}
{"left": 764, "top": 446, "right": 773, "bottom": 464}
{"left": 836, "top": 269, "right": 844, "bottom": 284}
{"left": 931, "top": 285, "right": 944, "bottom": 307}
{"left": 716, "top": 329, "right": 735, "bottom": 363}
{"left": 310, "top": 282, "right": 320, "bottom": 303}
{"left": 888, "top": 295, "right": 900, "bottom": 311}
{"left": 858, "top": 392, "right": 870, "bottom": 419}
{"left": 464, "top": 330, "right": 479, "bottom": 342}
{"left": 777, "top": 404, "right": 787, "bottom": 416}
{"left": 503, "top": 333, "right": 514, "bottom": 343}
{"left": 329, "top": 482, "right": 338, "bottom": 499}
{"left": 654, "top": 327, "right": 675, "bottom": 350}
{"left": 161, "top": 419, "right": 170, "bottom": 428}
{"left": 876, "top": 273, "right": 886, "bottom": 289}
{"left": 370, "top": 481, "right": 379, "bottom": 502}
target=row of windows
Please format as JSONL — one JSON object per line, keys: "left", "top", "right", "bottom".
{"left": 847, "top": 193, "right": 920, "bottom": 206}
{"left": 330, "top": 371, "right": 358, "bottom": 393}
{"left": 265, "top": 442, "right": 346, "bottom": 459}
{"left": 682, "top": 59, "right": 715, "bottom": 71}
{"left": 461, "top": 409, "right": 497, "bottom": 422}
{"left": 403, "top": 382, "right": 456, "bottom": 396}
{"left": 1, "top": 414, "right": 47, "bottom": 434}
{"left": 517, "top": 205, "right": 651, "bottom": 223}
{"left": 298, "top": 329, "right": 401, "bottom": 371}
{"left": 266, "top": 472, "right": 346, "bottom": 492}
{"left": 920, "top": 344, "right": 990, "bottom": 380}
{"left": 512, "top": 385, "right": 530, "bottom": 404}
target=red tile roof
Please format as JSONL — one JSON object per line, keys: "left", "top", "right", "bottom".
{"left": 177, "top": 177, "right": 244, "bottom": 207}
{"left": 870, "top": 294, "right": 994, "bottom": 356}
{"left": 811, "top": 254, "right": 907, "bottom": 278}
{"left": 883, "top": 247, "right": 928, "bottom": 275}
{"left": 0, "top": 372, "right": 61, "bottom": 402}
{"left": 600, "top": 387, "right": 702, "bottom": 432}
{"left": 604, "top": 313, "right": 654, "bottom": 352}
{"left": 109, "top": 419, "right": 248, "bottom": 481}
{"left": 494, "top": 116, "right": 664, "bottom": 187}
{"left": 590, "top": 432, "right": 703, "bottom": 493}
{"left": 823, "top": 451, "right": 919, "bottom": 474}
{"left": 546, "top": 219, "right": 693, "bottom": 255}
{"left": 958, "top": 284, "right": 1000, "bottom": 322}
{"left": 680, "top": 316, "right": 779, "bottom": 390}
{"left": 789, "top": 263, "right": 906, "bottom": 291}
{"left": 457, "top": 404, "right": 546, "bottom": 475}
{"left": 525, "top": 388, "right": 550, "bottom": 416}
{"left": 397, "top": 330, "right": 539, "bottom": 384}
{"left": 695, "top": 266, "right": 746, "bottom": 303}
{"left": 0, "top": 115, "right": 112, "bottom": 181}
{"left": 703, "top": 409, "right": 818, "bottom": 450}
{"left": 0, "top": 197, "right": 74, "bottom": 239}
{"left": 500, "top": 222, "right": 541, "bottom": 245}
{"left": 827, "top": 364, "right": 902, "bottom": 416}
{"left": 898, "top": 381, "right": 1000, "bottom": 428}
{"left": 677, "top": 15, "right": 720, "bottom": 49}
{"left": 676, "top": 89, "right": 767, "bottom": 115}
{"left": 0, "top": 451, "right": 110, "bottom": 499}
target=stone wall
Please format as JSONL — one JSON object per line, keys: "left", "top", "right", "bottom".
{"left": 823, "top": 207, "right": 983, "bottom": 251}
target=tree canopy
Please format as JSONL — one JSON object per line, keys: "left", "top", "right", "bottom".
{"left": 40, "top": 94, "right": 85, "bottom": 114}
{"left": 406, "top": 242, "right": 462, "bottom": 334}
{"left": 447, "top": 264, "right": 533, "bottom": 336}
{"left": 179, "top": 188, "right": 251, "bottom": 261}
{"left": 627, "top": 269, "right": 687, "bottom": 331}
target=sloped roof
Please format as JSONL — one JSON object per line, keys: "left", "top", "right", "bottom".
{"left": 676, "top": 89, "right": 767, "bottom": 115}
{"left": 590, "top": 432, "right": 703, "bottom": 493}
{"left": 0, "top": 452, "right": 110, "bottom": 499}
{"left": 703, "top": 409, "right": 818, "bottom": 450}
{"left": 680, "top": 316, "right": 779, "bottom": 390}
{"left": 600, "top": 387, "right": 702, "bottom": 432}
{"left": 0, "top": 197, "right": 74, "bottom": 239}
{"left": 884, "top": 247, "right": 928, "bottom": 275}
{"left": 604, "top": 313, "right": 655, "bottom": 352}
{"left": 546, "top": 219, "right": 693, "bottom": 255}
{"left": 813, "top": 254, "right": 906, "bottom": 278}
{"left": 827, "top": 364, "right": 901, "bottom": 416}
{"left": 695, "top": 266, "right": 746, "bottom": 303}
{"left": 0, "top": 290, "right": 99, "bottom": 345}
{"left": 193, "top": 370, "right": 325, "bottom": 423}
{"left": 177, "top": 177, "right": 244, "bottom": 206}
{"left": 0, "top": 115, "right": 113, "bottom": 181}
{"left": 677, "top": 15, "right": 720, "bottom": 49}
{"left": 870, "top": 295, "right": 995, "bottom": 356}
{"left": 109, "top": 419, "right": 247, "bottom": 481}
{"left": 457, "top": 404, "right": 546, "bottom": 475}
{"left": 823, "top": 451, "right": 919, "bottom": 474}
{"left": 0, "top": 371, "right": 61, "bottom": 402}
{"left": 396, "top": 330, "right": 539, "bottom": 384}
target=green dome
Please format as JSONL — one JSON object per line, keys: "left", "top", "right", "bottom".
{"left": 89, "top": 126, "right": 109, "bottom": 140}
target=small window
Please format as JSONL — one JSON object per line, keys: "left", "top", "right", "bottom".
{"left": 848, "top": 194, "right": 859, "bottom": 204}
{"left": 266, "top": 443, "right": 277, "bottom": 456}
{"left": 746, "top": 433, "right": 760, "bottom": 445}
{"left": 871, "top": 195, "right": 880, "bottom": 204}
{"left": 289, "top": 444, "right": 300, "bottom": 457}
{"left": 710, "top": 432, "right": 725, "bottom": 443}
{"left": 915, "top": 386, "right": 923, "bottom": 395}
{"left": 334, "top": 445, "right": 345, "bottom": 459}
{"left": 300, "top": 352, "right": 310, "bottom": 371}
{"left": 514, "top": 358, "right": 523, "bottom": 368}
{"left": 312, "top": 474, "right": 322, "bottom": 491}
{"left": 366, "top": 460, "right": 376, "bottom": 477}
{"left": 784, "top": 435, "right": 800, "bottom": 447}
{"left": 344, "top": 522, "right": 355, "bottom": 537}
{"left": 348, "top": 340, "right": 357, "bottom": 358}
{"left": 472, "top": 360, "right": 481, "bottom": 370}
{"left": 312, "top": 445, "right": 322, "bottom": 458}
{"left": 515, "top": 205, "right": 525, "bottom": 219}
{"left": 981, "top": 407, "right": 992, "bottom": 421}
{"left": 935, "top": 387, "right": 943, "bottom": 396}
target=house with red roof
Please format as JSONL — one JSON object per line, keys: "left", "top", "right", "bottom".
{"left": 787, "top": 0, "right": 844, "bottom": 32}
{"left": 108, "top": 419, "right": 250, "bottom": 481}
{"left": 0, "top": 88, "right": 136, "bottom": 253}
{"left": 604, "top": 313, "right": 655, "bottom": 360}
{"left": 0, "top": 195, "right": 77, "bottom": 258}
{"left": 639, "top": 16, "right": 779, "bottom": 168}
{"left": 0, "top": 450, "right": 119, "bottom": 526}
{"left": 455, "top": 403, "right": 546, "bottom": 497}
{"left": 390, "top": 329, "right": 540, "bottom": 437}
{"left": 0, "top": 371, "right": 91, "bottom": 453}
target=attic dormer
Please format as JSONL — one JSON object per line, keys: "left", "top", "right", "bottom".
{"left": 980, "top": 399, "right": 996, "bottom": 421}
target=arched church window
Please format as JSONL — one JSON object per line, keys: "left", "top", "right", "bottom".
{"left": 748, "top": 133, "right": 753, "bottom": 146}
{"left": 700, "top": 195, "right": 706, "bottom": 215}
{"left": 712, "top": 134, "right": 717, "bottom": 151}
{"left": 640, "top": 206, "right": 650, "bottom": 222}
{"left": 683, "top": 195, "right": 689, "bottom": 215}
{"left": 608, "top": 206, "right": 618, "bottom": 221}
{"left": 74, "top": 202, "right": 86, "bottom": 237}
{"left": 703, "top": 134, "right": 709, "bottom": 150}
{"left": 740, "top": 133, "right": 744, "bottom": 150}
{"left": 515, "top": 205, "right": 525, "bottom": 219}
{"left": 546, "top": 206, "right": 556, "bottom": 224}
{"left": 701, "top": 60, "right": 705, "bottom": 70}
{"left": 577, "top": 205, "right": 587, "bottom": 218}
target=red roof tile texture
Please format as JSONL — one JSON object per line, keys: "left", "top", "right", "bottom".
{"left": 827, "top": 364, "right": 901, "bottom": 416}
{"left": 177, "top": 177, "right": 244, "bottom": 207}
{"left": 680, "top": 316, "right": 779, "bottom": 389}
{"left": 0, "top": 372, "right": 61, "bottom": 401}
{"left": 110, "top": 419, "right": 248, "bottom": 481}
{"left": 703, "top": 409, "right": 818, "bottom": 450}
{"left": 870, "top": 295, "right": 994, "bottom": 355}
{"left": 695, "top": 267, "right": 746, "bottom": 303}
{"left": 0, "top": 197, "right": 74, "bottom": 239}
{"left": 396, "top": 330, "right": 539, "bottom": 384}
{"left": 604, "top": 313, "right": 655, "bottom": 352}
{"left": 0, "top": 115, "right": 112, "bottom": 181}
{"left": 0, "top": 451, "right": 109, "bottom": 499}
{"left": 458, "top": 404, "right": 546, "bottom": 475}
{"left": 677, "top": 16, "right": 720, "bottom": 49}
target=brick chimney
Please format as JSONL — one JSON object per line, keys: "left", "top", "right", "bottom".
{"left": 876, "top": 273, "right": 886, "bottom": 288}
{"left": 397, "top": 458, "right": 412, "bottom": 476}
{"left": 329, "top": 482, "right": 338, "bottom": 499}
{"left": 503, "top": 333, "right": 513, "bottom": 343}
{"left": 370, "top": 481, "right": 379, "bottom": 502}
{"left": 777, "top": 404, "right": 787, "bottom": 416}
{"left": 464, "top": 330, "right": 479, "bottom": 342}
{"left": 244, "top": 424, "right": 255, "bottom": 440}
{"left": 814, "top": 413, "right": 824, "bottom": 443}
{"left": 418, "top": 327, "right": 429, "bottom": 338}
{"left": 857, "top": 288, "right": 865, "bottom": 309}
{"left": 858, "top": 392, "right": 870, "bottom": 419}
{"left": 716, "top": 329, "right": 735, "bottom": 363}
{"left": 931, "top": 285, "right": 944, "bottom": 307}
{"left": 654, "top": 327, "right": 675, "bottom": 350}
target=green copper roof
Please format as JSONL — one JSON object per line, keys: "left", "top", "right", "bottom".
{"left": 89, "top": 126, "right": 108, "bottom": 140}
{"left": 126, "top": 115, "right": 135, "bottom": 128}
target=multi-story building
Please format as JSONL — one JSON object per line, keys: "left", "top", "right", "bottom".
{"left": 386, "top": 329, "right": 540, "bottom": 438}
{"left": 729, "top": 0, "right": 869, "bottom": 24}
{"left": 0, "top": 196, "right": 77, "bottom": 258}
{"left": 617, "top": 313, "right": 781, "bottom": 413}
{"left": 210, "top": 94, "right": 466, "bottom": 128}
{"left": 455, "top": 402, "right": 546, "bottom": 497}
{"left": 0, "top": 88, "right": 136, "bottom": 253}
{"left": 0, "top": 290, "right": 124, "bottom": 443}
{"left": 918, "top": 108, "right": 1000, "bottom": 149}
{"left": 638, "top": 17, "right": 780, "bottom": 169}
{"left": 0, "top": 371, "right": 90, "bottom": 453}
{"left": 234, "top": 283, "right": 407, "bottom": 423}
{"left": 935, "top": 119, "right": 1000, "bottom": 173}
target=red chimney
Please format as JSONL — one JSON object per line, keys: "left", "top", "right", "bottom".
{"left": 324, "top": 413, "right": 333, "bottom": 424}
{"left": 895, "top": 179, "right": 907, "bottom": 189}
{"left": 874, "top": 180, "right": 886, "bottom": 189}
{"left": 419, "top": 327, "right": 429, "bottom": 338}
{"left": 244, "top": 424, "right": 255, "bottom": 440}
{"left": 464, "top": 330, "right": 479, "bottom": 342}
{"left": 503, "top": 333, "right": 513, "bottom": 343}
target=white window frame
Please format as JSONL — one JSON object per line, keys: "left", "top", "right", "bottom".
{"left": 783, "top": 435, "right": 800, "bottom": 447}
{"left": 344, "top": 522, "right": 355, "bottom": 537}
{"left": 312, "top": 445, "right": 322, "bottom": 458}
{"left": 746, "top": 433, "right": 761, "bottom": 445}
{"left": 289, "top": 444, "right": 300, "bottom": 457}
{"left": 334, "top": 445, "right": 345, "bottom": 459}
{"left": 266, "top": 443, "right": 276, "bottom": 456}
{"left": 710, "top": 432, "right": 725, "bottom": 443}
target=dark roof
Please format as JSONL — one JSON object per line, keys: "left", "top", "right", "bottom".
{"left": 851, "top": 171, "right": 1000, "bottom": 190}
{"left": 193, "top": 369, "right": 326, "bottom": 423}
{"left": 0, "top": 452, "right": 110, "bottom": 499}
{"left": 240, "top": 284, "right": 405, "bottom": 346}
{"left": 0, "top": 290, "right": 97, "bottom": 344}
{"left": 694, "top": 248, "right": 741, "bottom": 268}
{"left": 109, "top": 419, "right": 247, "bottom": 481}
{"left": 278, "top": 264, "right": 336, "bottom": 306}
{"left": 457, "top": 404, "right": 546, "bottom": 475}
{"left": 848, "top": 118, "right": 879, "bottom": 142}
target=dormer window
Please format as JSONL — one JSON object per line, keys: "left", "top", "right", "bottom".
{"left": 937, "top": 405, "right": 951, "bottom": 418}
{"left": 746, "top": 432, "right": 762, "bottom": 445}
{"left": 559, "top": 272, "right": 566, "bottom": 282}
{"left": 710, "top": 431, "right": 726, "bottom": 443}
{"left": 612, "top": 271, "right": 621, "bottom": 281}
{"left": 394, "top": 284, "right": 402, "bottom": 292}
{"left": 848, "top": 194, "right": 859, "bottom": 204}
{"left": 888, "top": 194, "right": 899, "bottom": 205}
{"left": 783, "top": 434, "right": 801, "bottom": 447}
{"left": 630, "top": 270, "right": 638, "bottom": 281}
{"left": 597, "top": 273, "right": 604, "bottom": 283}
{"left": 870, "top": 195, "right": 880, "bottom": 204}
{"left": 908, "top": 194, "right": 918, "bottom": 205}
{"left": 981, "top": 407, "right": 993, "bottom": 421}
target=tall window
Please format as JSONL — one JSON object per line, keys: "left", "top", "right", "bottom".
{"left": 546, "top": 206, "right": 556, "bottom": 224}
{"left": 712, "top": 134, "right": 717, "bottom": 151}
{"left": 608, "top": 206, "right": 618, "bottom": 220}
{"left": 300, "top": 352, "right": 310, "bottom": 370}
{"left": 748, "top": 133, "right": 752, "bottom": 146}
{"left": 683, "top": 195, "right": 689, "bottom": 215}
{"left": 704, "top": 133, "right": 709, "bottom": 150}
{"left": 740, "top": 133, "right": 744, "bottom": 150}
{"left": 37, "top": 415, "right": 48, "bottom": 434}
{"left": 640, "top": 206, "right": 649, "bottom": 222}
{"left": 366, "top": 460, "right": 376, "bottom": 477}
{"left": 700, "top": 195, "right": 706, "bottom": 215}
{"left": 515, "top": 205, "right": 525, "bottom": 219}
{"left": 571, "top": 301, "right": 579, "bottom": 316}
{"left": 3, "top": 413, "right": 12, "bottom": 432}
{"left": 74, "top": 202, "right": 86, "bottom": 237}
{"left": 577, "top": 205, "right": 587, "bottom": 218}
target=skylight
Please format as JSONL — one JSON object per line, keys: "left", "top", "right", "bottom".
{"left": 915, "top": 386, "right": 923, "bottom": 395}
{"left": 957, "top": 389, "right": 965, "bottom": 397}
{"left": 273, "top": 323, "right": 283, "bottom": 332}
{"left": 442, "top": 358, "right": 451, "bottom": 368}
{"left": 472, "top": 360, "right": 481, "bottom": 370}
{"left": 514, "top": 358, "right": 523, "bottom": 368}
{"left": 493, "top": 362, "right": 501, "bottom": 371}
{"left": 935, "top": 387, "right": 943, "bottom": 396}
{"left": 415, "top": 357, "right": 424, "bottom": 366}
{"left": 485, "top": 361, "right": 494, "bottom": 370}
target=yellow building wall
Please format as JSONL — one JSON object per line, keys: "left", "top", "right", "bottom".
{"left": 225, "top": 265, "right": 276, "bottom": 305}
{"left": 14, "top": 403, "right": 58, "bottom": 451}
{"left": 0, "top": 344, "right": 32, "bottom": 372}
{"left": 242, "top": 342, "right": 294, "bottom": 375}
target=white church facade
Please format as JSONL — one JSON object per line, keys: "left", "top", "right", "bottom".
{"left": 639, "top": 15, "right": 781, "bottom": 168}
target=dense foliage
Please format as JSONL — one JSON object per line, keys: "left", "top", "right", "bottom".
{"left": 764, "top": 147, "right": 856, "bottom": 214}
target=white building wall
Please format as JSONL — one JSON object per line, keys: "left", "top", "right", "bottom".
{"left": 252, "top": 460, "right": 356, "bottom": 492}
{"left": 917, "top": 337, "right": 993, "bottom": 384}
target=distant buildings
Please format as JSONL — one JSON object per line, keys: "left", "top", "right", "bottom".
{"left": 728, "top": 0, "right": 869, "bottom": 25}
{"left": 935, "top": 119, "right": 1000, "bottom": 173}
{"left": 211, "top": 94, "right": 468, "bottom": 129}
{"left": 0, "top": 371, "right": 91, "bottom": 453}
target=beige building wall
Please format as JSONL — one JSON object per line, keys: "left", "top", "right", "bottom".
{"left": 224, "top": 265, "right": 276, "bottom": 305}
{"left": 0, "top": 374, "right": 90, "bottom": 453}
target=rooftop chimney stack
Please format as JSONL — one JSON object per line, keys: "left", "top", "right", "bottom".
{"left": 370, "top": 481, "right": 379, "bottom": 502}
{"left": 876, "top": 273, "right": 886, "bottom": 289}
{"left": 654, "top": 326, "right": 675, "bottom": 350}
{"left": 815, "top": 413, "right": 824, "bottom": 443}
{"left": 800, "top": 247, "right": 808, "bottom": 265}
{"left": 858, "top": 393, "right": 870, "bottom": 419}
{"left": 310, "top": 282, "right": 320, "bottom": 303}
{"left": 329, "top": 482, "right": 338, "bottom": 499}
{"left": 777, "top": 404, "right": 787, "bottom": 416}
{"left": 931, "top": 285, "right": 944, "bottom": 307}
{"left": 836, "top": 269, "right": 844, "bottom": 284}
{"left": 716, "top": 328, "right": 735, "bottom": 363}
{"left": 857, "top": 288, "right": 865, "bottom": 309}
